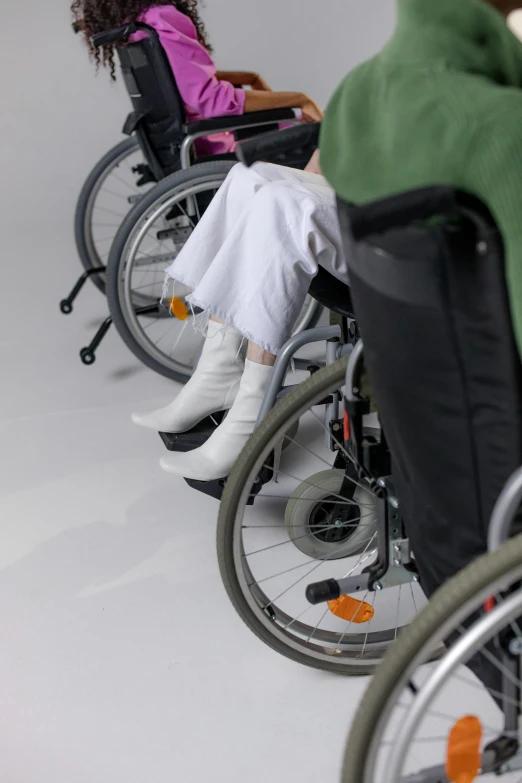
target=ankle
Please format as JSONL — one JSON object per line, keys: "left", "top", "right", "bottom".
{"left": 246, "top": 344, "right": 276, "bottom": 366}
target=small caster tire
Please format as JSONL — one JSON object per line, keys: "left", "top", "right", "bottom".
{"left": 80, "top": 349, "right": 96, "bottom": 365}
{"left": 60, "top": 300, "right": 73, "bottom": 315}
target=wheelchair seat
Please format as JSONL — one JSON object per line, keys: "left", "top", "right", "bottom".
{"left": 337, "top": 187, "right": 522, "bottom": 599}
{"left": 309, "top": 267, "right": 354, "bottom": 318}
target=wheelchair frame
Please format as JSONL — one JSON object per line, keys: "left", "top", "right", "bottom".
{"left": 305, "top": 342, "right": 418, "bottom": 610}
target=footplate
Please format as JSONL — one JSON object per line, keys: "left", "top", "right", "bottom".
{"left": 184, "top": 472, "right": 267, "bottom": 506}
{"left": 159, "top": 412, "right": 226, "bottom": 453}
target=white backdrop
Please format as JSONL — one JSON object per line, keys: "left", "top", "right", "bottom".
{"left": 5, "top": 2, "right": 521, "bottom": 239}
{"left": 1, "top": 0, "right": 395, "bottom": 236}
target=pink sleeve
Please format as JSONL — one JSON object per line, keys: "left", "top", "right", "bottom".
{"left": 141, "top": 6, "right": 246, "bottom": 119}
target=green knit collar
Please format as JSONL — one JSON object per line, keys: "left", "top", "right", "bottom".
{"left": 387, "top": 0, "right": 522, "bottom": 87}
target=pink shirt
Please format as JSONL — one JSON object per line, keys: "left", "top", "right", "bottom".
{"left": 132, "top": 5, "right": 246, "bottom": 157}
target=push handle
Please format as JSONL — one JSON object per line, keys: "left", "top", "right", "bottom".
{"left": 236, "top": 122, "right": 320, "bottom": 168}
{"left": 91, "top": 21, "right": 160, "bottom": 49}
{"left": 346, "top": 186, "right": 460, "bottom": 242}
{"left": 91, "top": 23, "right": 137, "bottom": 48}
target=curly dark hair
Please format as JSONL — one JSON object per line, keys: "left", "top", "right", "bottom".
{"left": 72, "top": 0, "right": 212, "bottom": 80}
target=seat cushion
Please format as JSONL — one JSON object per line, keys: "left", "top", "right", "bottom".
{"left": 309, "top": 268, "right": 354, "bottom": 318}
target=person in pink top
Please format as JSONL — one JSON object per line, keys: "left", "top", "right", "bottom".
{"left": 72, "top": 0, "right": 323, "bottom": 155}
{"left": 73, "top": 0, "right": 327, "bottom": 482}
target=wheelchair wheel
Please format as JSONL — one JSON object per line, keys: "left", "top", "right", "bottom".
{"left": 342, "top": 534, "right": 522, "bottom": 782}
{"left": 74, "top": 138, "right": 155, "bottom": 294}
{"left": 106, "top": 160, "right": 323, "bottom": 384}
{"left": 217, "top": 358, "right": 427, "bottom": 675}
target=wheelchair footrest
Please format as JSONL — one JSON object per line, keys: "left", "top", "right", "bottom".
{"left": 184, "top": 474, "right": 265, "bottom": 506}
{"left": 159, "top": 412, "right": 226, "bottom": 453}
{"left": 184, "top": 477, "right": 227, "bottom": 502}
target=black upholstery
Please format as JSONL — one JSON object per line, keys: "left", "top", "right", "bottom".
{"left": 309, "top": 268, "right": 354, "bottom": 318}
{"left": 337, "top": 189, "right": 522, "bottom": 599}
{"left": 117, "top": 26, "right": 187, "bottom": 179}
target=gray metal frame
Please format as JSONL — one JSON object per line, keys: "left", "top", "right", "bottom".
{"left": 256, "top": 324, "right": 342, "bottom": 425}
{"left": 488, "top": 465, "right": 522, "bottom": 552}
{"left": 180, "top": 118, "right": 300, "bottom": 170}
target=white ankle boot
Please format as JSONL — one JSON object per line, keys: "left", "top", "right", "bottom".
{"left": 131, "top": 322, "right": 244, "bottom": 433}
{"left": 160, "top": 359, "right": 273, "bottom": 481}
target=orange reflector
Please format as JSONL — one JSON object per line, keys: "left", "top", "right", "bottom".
{"left": 328, "top": 595, "right": 374, "bottom": 624}
{"left": 484, "top": 596, "right": 495, "bottom": 613}
{"left": 445, "top": 716, "right": 482, "bottom": 783}
{"left": 343, "top": 410, "right": 350, "bottom": 442}
{"left": 169, "top": 297, "right": 189, "bottom": 320}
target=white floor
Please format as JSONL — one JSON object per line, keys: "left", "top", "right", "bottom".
{"left": 0, "top": 228, "right": 367, "bottom": 783}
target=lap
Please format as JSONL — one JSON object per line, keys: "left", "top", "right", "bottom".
{"left": 254, "top": 160, "right": 331, "bottom": 191}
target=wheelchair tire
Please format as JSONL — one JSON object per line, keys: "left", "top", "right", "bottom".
{"left": 341, "top": 533, "right": 522, "bottom": 782}
{"left": 74, "top": 137, "right": 145, "bottom": 294}
{"left": 107, "top": 160, "right": 324, "bottom": 384}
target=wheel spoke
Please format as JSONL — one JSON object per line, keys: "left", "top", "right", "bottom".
{"left": 259, "top": 460, "right": 377, "bottom": 509}
{"left": 110, "top": 169, "right": 140, "bottom": 190}
{"left": 92, "top": 205, "right": 127, "bottom": 219}
{"left": 242, "top": 515, "right": 372, "bottom": 557}
{"left": 283, "top": 432, "right": 379, "bottom": 498}
{"left": 99, "top": 186, "right": 136, "bottom": 201}
{"left": 260, "top": 531, "right": 378, "bottom": 610}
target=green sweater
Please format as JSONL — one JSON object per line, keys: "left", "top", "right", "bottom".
{"left": 320, "top": 0, "right": 522, "bottom": 356}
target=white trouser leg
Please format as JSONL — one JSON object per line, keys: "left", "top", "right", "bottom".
{"left": 166, "top": 162, "right": 344, "bottom": 355}
{"left": 165, "top": 162, "right": 294, "bottom": 290}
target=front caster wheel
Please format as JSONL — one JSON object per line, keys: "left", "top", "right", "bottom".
{"left": 80, "top": 349, "right": 96, "bottom": 365}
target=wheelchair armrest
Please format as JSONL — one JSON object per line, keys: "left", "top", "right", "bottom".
{"left": 184, "top": 109, "right": 296, "bottom": 136}
{"left": 236, "top": 122, "right": 321, "bottom": 167}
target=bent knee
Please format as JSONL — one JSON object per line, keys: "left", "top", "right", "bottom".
{"left": 250, "top": 161, "right": 281, "bottom": 179}
{"left": 224, "top": 161, "right": 275, "bottom": 197}
{"left": 252, "top": 179, "right": 315, "bottom": 213}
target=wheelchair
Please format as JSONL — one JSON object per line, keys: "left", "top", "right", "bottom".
{"left": 213, "top": 181, "right": 522, "bottom": 700}
{"left": 314, "top": 187, "right": 522, "bottom": 780}
{"left": 62, "top": 22, "right": 322, "bottom": 378}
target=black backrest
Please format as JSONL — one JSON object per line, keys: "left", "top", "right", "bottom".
{"left": 337, "top": 188, "right": 522, "bottom": 597}
{"left": 116, "top": 24, "right": 187, "bottom": 179}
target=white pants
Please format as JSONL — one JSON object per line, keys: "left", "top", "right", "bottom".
{"left": 164, "top": 162, "right": 347, "bottom": 355}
